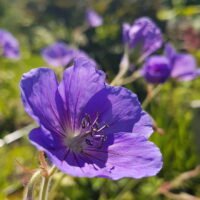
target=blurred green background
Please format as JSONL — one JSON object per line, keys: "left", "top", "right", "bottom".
{"left": 0, "top": 0, "right": 200, "bottom": 199}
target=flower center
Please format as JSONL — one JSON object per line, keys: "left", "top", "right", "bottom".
{"left": 66, "top": 113, "right": 109, "bottom": 153}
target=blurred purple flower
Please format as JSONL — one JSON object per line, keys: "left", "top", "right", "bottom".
{"left": 141, "top": 56, "right": 171, "bottom": 84}
{"left": 122, "top": 17, "right": 163, "bottom": 58}
{"left": 0, "top": 29, "right": 20, "bottom": 60}
{"left": 165, "top": 43, "right": 200, "bottom": 81}
{"left": 20, "top": 57, "right": 162, "bottom": 180}
{"left": 41, "top": 42, "right": 96, "bottom": 67}
{"left": 86, "top": 9, "right": 103, "bottom": 28}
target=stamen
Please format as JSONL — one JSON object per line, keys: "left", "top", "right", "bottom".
{"left": 85, "top": 114, "right": 92, "bottom": 125}
{"left": 91, "top": 112, "right": 99, "bottom": 127}
{"left": 74, "top": 113, "right": 110, "bottom": 151}
{"left": 96, "top": 124, "right": 109, "bottom": 133}
{"left": 81, "top": 118, "right": 87, "bottom": 129}
{"left": 93, "top": 122, "right": 99, "bottom": 130}
{"left": 81, "top": 113, "right": 92, "bottom": 129}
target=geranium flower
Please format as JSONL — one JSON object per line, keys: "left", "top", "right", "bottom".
{"left": 20, "top": 57, "right": 162, "bottom": 180}
{"left": 141, "top": 56, "right": 171, "bottom": 84}
{"left": 85, "top": 9, "right": 103, "bottom": 28}
{"left": 165, "top": 43, "right": 200, "bottom": 81}
{"left": 122, "top": 17, "right": 163, "bottom": 59}
{"left": 0, "top": 29, "right": 20, "bottom": 60}
{"left": 41, "top": 42, "right": 96, "bottom": 67}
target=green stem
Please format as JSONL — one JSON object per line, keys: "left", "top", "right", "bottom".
{"left": 50, "top": 173, "right": 66, "bottom": 200}
{"left": 111, "top": 46, "right": 129, "bottom": 86}
{"left": 118, "top": 70, "right": 141, "bottom": 85}
{"left": 39, "top": 166, "right": 57, "bottom": 200}
{"left": 39, "top": 177, "right": 50, "bottom": 200}
{"left": 142, "top": 84, "right": 163, "bottom": 109}
{"left": 23, "top": 170, "right": 41, "bottom": 200}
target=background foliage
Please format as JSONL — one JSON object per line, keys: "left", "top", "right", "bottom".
{"left": 0, "top": 0, "right": 200, "bottom": 199}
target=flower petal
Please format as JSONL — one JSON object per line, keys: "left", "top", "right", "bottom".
{"left": 142, "top": 56, "right": 171, "bottom": 84}
{"left": 86, "top": 9, "right": 103, "bottom": 27}
{"left": 20, "top": 68, "right": 66, "bottom": 135}
{"left": 30, "top": 129, "right": 162, "bottom": 180}
{"left": 126, "top": 17, "right": 163, "bottom": 58}
{"left": 58, "top": 57, "right": 106, "bottom": 131}
{"left": 29, "top": 127, "right": 108, "bottom": 178}
{"left": 81, "top": 85, "right": 142, "bottom": 134}
{"left": 164, "top": 43, "right": 177, "bottom": 60}
{"left": 29, "top": 127, "right": 64, "bottom": 152}
{"left": 122, "top": 23, "right": 131, "bottom": 43}
{"left": 97, "top": 133, "right": 162, "bottom": 180}
{"left": 171, "top": 54, "right": 198, "bottom": 81}
{"left": 0, "top": 29, "right": 20, "bottom": 59}
{"left": 132, "top": 111, "right": 153, "bottom": 138}
{"left": 41, "top": 42, "right": 75, "bottom": 67}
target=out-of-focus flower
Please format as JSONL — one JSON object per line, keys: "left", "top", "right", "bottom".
{"left": 20, "top": 57, "right": 162, "bottom": 180}
{"left": 0, "top": 29, "right": 20, "bottom": 60}
{"left": 122, "top": 17, "right": 163, "bottom": 58}
{"left": 165, "top": 43, "right": 200, "bottom": 81}
{"left": 85, "top": 9, "right": 103, "bottom": 28}
{"left": 141, "top": 43, "right": 199, "bottom": 84}
{"left": 41, "top": 42, "right": 96, "bottom": 67}
{"left": 141, "top": 56, "right": 171, "bottom": 84}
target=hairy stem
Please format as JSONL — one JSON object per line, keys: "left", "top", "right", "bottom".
{"left": 23, "top": 170, "right": 41, "bottom": 200}
{"left": 111, "top": 46, "right": 129, "bottom": 86}
{"left": 142, "top": 84, "right": 163, "bottom": 109}
{"left": 39, "top": 177, "right": 50, "bottom": 200}
{"left": 49, "top": 173, "right": 66, "bottom": 200}
{"left": 118, "top": 70, "right": 141, "bottom": 85}
{"left": 39, "top": 165, "right": 57, "bottom": 200}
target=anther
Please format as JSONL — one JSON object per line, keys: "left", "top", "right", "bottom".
{"left": 81, "top": 118, "right": 87, "bottom": 128}
{"left": 85, "top": 114, "right": 92, "bottom": 125}
{"left": 80, "top": 113, "right": 109, "bottom": 149}
{"left": 81, "top": 113, "right": 92, "bottom": 129}
{"left": 85, "top": 138, "right": 93, "bottom": 146}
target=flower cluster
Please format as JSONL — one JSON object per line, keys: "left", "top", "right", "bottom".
{"left": 19, "top": 14, "right": 199, "bottom": 182}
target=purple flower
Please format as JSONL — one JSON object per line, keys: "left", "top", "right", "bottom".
{"left": 20, "top": 57, "right": 162, "bottom": 180}
{"left": 0, "top": 29, "right": 20, "bottom": 60}
{"left": 86, "top": 9, "right": 103, "bottom": 28}
{"left": 41, "top": 42, "right": 96, "bottom": 67}
{"left": 165, "top": 43, "right": 200, "bottom": 81}
{"left": 142, "top": 56, "right": 171, "bottom": 84}
{"left": 122, "top": 17, "right": 163, "bottom": 58}
{"left": 141, "top": 43, "right": 199, "bottom": 84}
